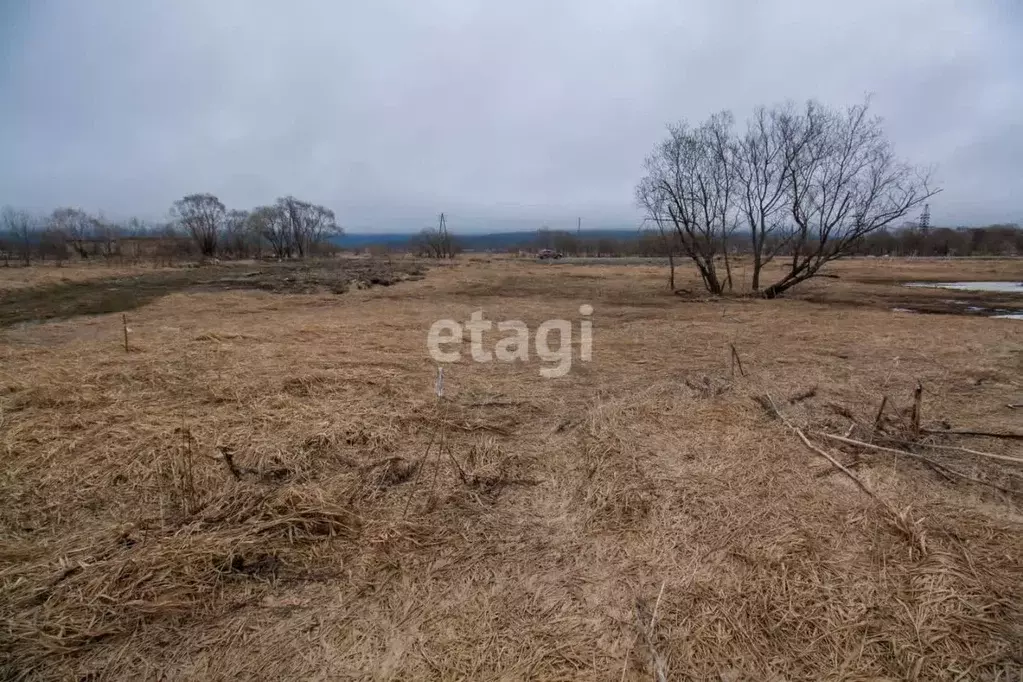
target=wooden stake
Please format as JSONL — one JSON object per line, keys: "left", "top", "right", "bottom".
{"left": 729, "top": 344, "right": 746, "bottom": 377}
{"left": 873, "top": 395, "right": 889, "bottom": 431}
{"left": 122, "top": 314, "right": 129, "bottom": 352}
{"left": 910, "top": 382, "right": 923, "bottom": 436}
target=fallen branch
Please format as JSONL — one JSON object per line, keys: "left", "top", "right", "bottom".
{"left": 819, "top": 433, "right": 1022, "bottom": 496}
{"left": 765, "top": 394, "right": 894, "bottom": 514}
{"left": 921, "top": 428, "right": 1023, "bottom": 441}
{"left": 881, "top": 437, "right": 1023, "bottom": 466}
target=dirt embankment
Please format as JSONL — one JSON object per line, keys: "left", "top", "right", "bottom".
{"left": 0, "top": 259, "right": 426, "bottom": 327}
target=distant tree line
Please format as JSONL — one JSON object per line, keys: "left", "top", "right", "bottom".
{"left": 850, "top": 223, "right": 1023, "bottom": 257}
{"left": 527, "top": 223, "right": 1023, "bottom": 259}
{"left": 420, "top": 222, "right": 1021, "bottom": 265}
{"left": 0, "top": 193, "right": 343, "bottom": 266}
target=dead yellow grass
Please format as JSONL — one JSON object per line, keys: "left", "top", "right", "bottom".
{"left": 0, "top": 262, "right": 180, "bottom": 290}
{"left": 1, "top": 258, "right": 1021, "bottom": 680}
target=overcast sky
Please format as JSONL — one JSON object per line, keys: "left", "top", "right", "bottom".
{"left": 1, "top": 0, "right": 1020, "bottom": 232}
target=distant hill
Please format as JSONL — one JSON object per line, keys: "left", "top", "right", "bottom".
{"left": 332, "top": 233, "right": 418, "bottom": 249}
{"left": 332, "top": 229, "right": 642, "bottom": 251}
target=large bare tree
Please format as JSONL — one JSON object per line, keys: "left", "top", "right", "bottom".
{"left": 733, "top": 106, "right": 793, "bottom": 291}
{"left": 760, "top": 100, "right": 937, "bottom": 297}
{"left": 251, "top": 204, "right": 290, "bottom": 258}
{"left": 637, "top": 113, "right": 739, "bottom": 294}
{"left": 171, "top": 193, "right": 225, "bottom": 258}
{"left": 638, "top": 100, "right": 938, "bottom": 297}
{"left": 277, "top": 197, "right": 341, "bottom": 258}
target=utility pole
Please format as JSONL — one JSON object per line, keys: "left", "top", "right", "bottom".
{"left": 919, "top": 204, "right": 931, "bottom": 232}
{"left": 438, "top": 212, "right": 452, "bottom": 258}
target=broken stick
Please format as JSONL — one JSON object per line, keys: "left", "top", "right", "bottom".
{"left": 921, "top": 428, "right": 1023, "bottom": 441}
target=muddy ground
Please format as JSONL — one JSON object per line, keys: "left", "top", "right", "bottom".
{"left": 0, "top": 258, "right": 426, "bottom": 327}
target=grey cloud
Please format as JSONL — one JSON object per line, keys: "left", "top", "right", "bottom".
{"left": 1, "top": 0, "right": 1020, "bottom": 230}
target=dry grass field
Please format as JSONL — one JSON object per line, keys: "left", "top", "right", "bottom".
{"left": 1, "top": 257, "right": 1021, "bottom": 680}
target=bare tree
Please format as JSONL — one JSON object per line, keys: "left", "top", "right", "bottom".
{"left": 637, "top": 113, "right": 738, "bottom": 294}
{"left": 49, "top": 207, "right": 99, "bottom": 259}
{"left": 253, "top": 204, "right": 291, "bottom": 258}
{"left": 171, "top": 193, "right": 225, "bottom": 258}
{"left": 639, "top": 100, "right": 938, "bottom": 297}
{"left": 733, "top": 106, "right": 793, "bottom": 291}
{"left": 91, "top": 216, "right": 122, "bottom": 259}
{"left": 243, "top": 212, "right": 268, "bottom": 259}
{"left": 222, "top": 209, "right": 251, "bottom": 258}
{"left": 219, "top": 209, "right": 270, "bottom": 259}
{"left": 760, "top": 100, "right": 938, "bottom": 298}
{"left": 39, "top": 227, "right": 68, "bottom": 265}
{"left": 2, "top": 206, "right": 37, "bottom": 265}
{"left": 151, "top": 222, "right": 194, "bottom": 265}
{"left": 0, "top": 230, "right": 9, "bottom": 266}
{"left": 276, "top": 196, "right": 341, "bottom": 258}
{"left": 418, "top": 213, "right": 457, "bottom": 258}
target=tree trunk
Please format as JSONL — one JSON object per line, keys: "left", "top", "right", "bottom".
{"left": 762, "top": 270, "right": 813, "bottom": 298}
{"left": 722, "top": 248, "right": 733, "bottom": 292}
{"left": 699, "top": 261, "right": 723, "bottom": 294}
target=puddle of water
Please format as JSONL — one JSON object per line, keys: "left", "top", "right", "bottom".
{"left": 898, "top": 281, "right": 1023, "bottom": 317}
{"left": 906, "top": 281, "right": 1023, "bottom": 293}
